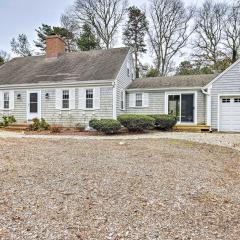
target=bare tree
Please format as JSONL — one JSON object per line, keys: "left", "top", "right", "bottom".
{"left": 11, "top": 34, "right": 32, "bottom": 57}
{"left": 60, "top": 14, "right": 79, "bottom": 52}
{"left": 224, "top": 2, "right": 240, "bottom": 63}
{"left": 0, "top": 50, "right": 10, "bottom": 65}
{"left": 193, "top": 0, "right": 228, "bottom": 70}
{"left": 147, "top": 0, "right": 194, "bottom": 76}
{"left": 73, "top": 0, "right": 128, "bottom": 49}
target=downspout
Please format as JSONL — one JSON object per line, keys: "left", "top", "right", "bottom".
{"left": 201, "top": 87, "right": 212, "bottom": 132}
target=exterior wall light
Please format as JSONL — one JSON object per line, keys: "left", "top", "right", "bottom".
{"left": 17, "top": 94, "right": 21, "bottom": 100}
{"left": 45, "top": 93, "right": 50, "bottom": 99}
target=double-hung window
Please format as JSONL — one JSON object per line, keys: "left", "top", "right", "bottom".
{"left": 62, "top": 90, "right": 70, "bottom": 109}
{"left": 4, "top": 92, "right": 10, "bottom": 109}
{"left": 86, "top": 89, "right": 94, "bottom": 109}
{"left": 136, "top": 93, "right": 143, "bottom": 107}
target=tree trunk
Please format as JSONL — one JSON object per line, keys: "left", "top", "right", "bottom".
{"left": 135, "top": 51, "right": 139, "bottom": 78}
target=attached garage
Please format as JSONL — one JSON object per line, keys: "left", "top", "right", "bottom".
{"left": 219, "top": 96, "right": 240, "bottom": 132}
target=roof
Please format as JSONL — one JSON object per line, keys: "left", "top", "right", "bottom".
{"left": 128, "top": 74, "right": 219, "bottom": 90}
{"left": 0, "top": 47, "right": 129, "bottom": 86}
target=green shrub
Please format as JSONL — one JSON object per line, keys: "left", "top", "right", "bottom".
{"left": 89, "top": 119, "right": 121, "bottom": 134}
{"left": 30, "top": 118, "right": 50, "bottom": 131}
{"left": 117, "top": 114, "right": 155, "bottom": 132}
{"left": 2, "top": 115, "right": 16, "bottom": 127}
{"left": 149, "top": 114, "right": 177, "bottom": 131}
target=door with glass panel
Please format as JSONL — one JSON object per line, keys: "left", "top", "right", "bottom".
{"left": 168, "top": 94, "right": 194, "bottom": 123}
{"left": 27, "top": 91, "right": 41, "bottom": 120}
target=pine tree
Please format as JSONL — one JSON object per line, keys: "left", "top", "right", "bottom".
{"left": 76, "top": 24, "right": 100, "bottom": 51}
{"left": 123, "top": 6, "right": 148, "bottom": 78}
{"left": 35, "top": 24, "right": 75, "bottom": 52}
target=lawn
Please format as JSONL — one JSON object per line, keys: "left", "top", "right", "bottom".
{"left": 0, "top": 138, "right": 239, "bottom": 239}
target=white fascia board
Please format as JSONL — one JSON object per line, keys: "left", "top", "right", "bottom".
{"left": 0, "top": 79, "right": 114, "bottom": 90}
{"left": 126, "top": 87, "right": 202, "bottom": 92}
{"left": 203, "top": 59, "right": 240, "bottom": 89}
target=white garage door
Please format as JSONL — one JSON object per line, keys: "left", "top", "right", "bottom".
{"left": 219, "top": 97, "right": 240, "bottom": 132}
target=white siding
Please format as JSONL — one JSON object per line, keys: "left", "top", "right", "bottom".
{"left": 211, "top": 61, "right": 240, "bottom": 129}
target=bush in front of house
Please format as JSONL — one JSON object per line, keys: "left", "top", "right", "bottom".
{"left": 2, "top": 115, "right": 16, "bottom": 127}
{"left": 117, "top": 114, "right": 155, "bottom": 132}
{"left": 89, "top": 119, "right": 122, "bottom": 134}
{"left": 149, "top": 114, "right": 177, "bottom": 131}
{"left": 30, "top": 118, "right": 50, "bottom": 131}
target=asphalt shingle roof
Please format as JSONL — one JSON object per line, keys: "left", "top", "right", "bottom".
{"left": 128, "top": 74, "right": 218, "bottom": 89}
{"left": 0, "top": 47, "right": 129, "bottom": 85}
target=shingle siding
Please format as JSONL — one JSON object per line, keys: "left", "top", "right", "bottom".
{"left": 210, "top": 61, "right": 240, "bottom": 129}
{"left": 126, "top": 90, "right": 206, "bottom": 124}
{"left": 0, "top": 86, "right": 113, "bottom": 127}
{"left": 115, "top": 52, "right": 134, "bottom": 117}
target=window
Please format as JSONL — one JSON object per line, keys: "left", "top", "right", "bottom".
{"left": 222, "top": 98, "right": 230, "bottom": 103}
{"left": 234, "top": 98, "right": 240, "bottom": 103}
{"left": 4, "top": 92, "right": 9, "bottom": 109}
{"left": 86, "top": 89, "right": 93, "bottom": 109}
{"left": 120, "top": 91, "right": 125, "bottom": 110}
{"left": 62, "top": 90, "right": 69, "bottom": 109}
{"left": 136, "top": 93, "right": 143, "bottom": 107}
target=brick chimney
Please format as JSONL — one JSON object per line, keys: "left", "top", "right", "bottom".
{"left": 46, "top": 35, "right": 65, "bottom": 58}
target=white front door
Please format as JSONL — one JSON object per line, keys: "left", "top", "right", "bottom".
{"left": 27, "top": 91, "right": 41, "bottom": 120}
{"left": 219, "top": 96, "right": 240, "bottom": 132}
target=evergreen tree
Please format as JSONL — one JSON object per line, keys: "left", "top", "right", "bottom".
{"left": 0, "top": 56, "right": 4, "bottom": 66}
{"left": 76, "top": 24, "right": 100, "bottom": 51}
{"left": 123, "top": 6, "right": 148, "bottom": 78}
{"left": 35, "top": 24, "right": 75, "bottom": 52}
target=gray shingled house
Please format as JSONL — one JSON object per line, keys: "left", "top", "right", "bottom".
{"left": 0, "top": 35, "right": 239, "bottom": 132}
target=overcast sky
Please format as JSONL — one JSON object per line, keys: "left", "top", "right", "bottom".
{"left": 0, "top": 0, "right": 205, "bottom": 56}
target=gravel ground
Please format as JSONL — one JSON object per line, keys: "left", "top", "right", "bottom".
{"left": 0, "top": 130, "right": 240, "bottom": 151}
{"left": 0, "top": 138, "right": 240, "bottom": 240}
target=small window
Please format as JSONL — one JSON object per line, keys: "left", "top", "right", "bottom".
{"left": 234, "top": 98, "right": 240, "bottom": 103}
{"left": 62, "top": 90, "right": 69, "bottom": 109}
{"left": 4, "top": 92, "right": 9, "bottom": 109}
{"left": 86, "top": 89, "right": 93, "bottom": 109}
{"left": 222, "top": 98, "right": 230, "bottom": 103}
{"left": 136, "top": 93, "right": 143, "bottom": 107}
{"left": 120, "top": 91, "right": 125, "bottom": 110}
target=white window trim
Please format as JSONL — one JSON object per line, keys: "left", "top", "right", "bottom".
{"left": 62, "top": 89, "right": 70, "bottom": 110}
{"left": 26, "top": 90, "right": 41, "bottom": 121}
{"left": 85, "top": 88, "right": 94, "bottom": 110}
{"left": 3, "top": 91, "right": 10, "bottom": 110}
{"left": 135, "top": 93, "right": 143, "bottom": 107}
{"left": 164, "top": 91, "right": 198, "bottom": 125}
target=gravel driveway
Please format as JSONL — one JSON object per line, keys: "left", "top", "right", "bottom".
{"left": 0, "top": 138, "right": 240, "bottom": 240}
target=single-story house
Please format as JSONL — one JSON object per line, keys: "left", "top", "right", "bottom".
{"left": 0, "top": 35, "right": 239, "bottom": 132}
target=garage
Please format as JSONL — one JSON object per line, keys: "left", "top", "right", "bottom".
{"left": 219, "top": 96, "right": 240, "bottom": 132}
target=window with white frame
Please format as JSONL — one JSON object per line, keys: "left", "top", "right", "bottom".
{"left": 86, "top": 89, "right": 94, "bottom": 109}
{"left": 120, "top": 90, "right": 125, "bottom": 110}
{"left": 62, "top": 90, "right": 70, "bottom": 109}
{"left": 136, "top": 93, "right": 143, "bottom": 107}
{"left": 4, "top": 92, "right": 10, "bottom": 109}
{"left": 234, "top": 98, "right": 240, "bottom": 103}
{"left": 222, "top": 98, "right": 230, "bottom": 103}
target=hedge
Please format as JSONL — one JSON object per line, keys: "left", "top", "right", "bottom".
{"left": 89, "top": 119, "right": 121, "bottom": 134}
{"left": 117, "top": 114, "right": 155, "bottom": 132}
{"left": 149, "top": 114, "right": 177, "bottom": 130}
